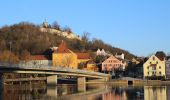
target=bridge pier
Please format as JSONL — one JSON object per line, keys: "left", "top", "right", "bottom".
{"left": 87, "top": 77, "right": 110, "bottom": 83}
{"left": 0, "top": 73, "right": 4, "bottom": 100}
{"left": 0, "top": 73, "right": 4, "bottom": 87}
{"left": 77, "top": 77, "right": 86, "bottom": 92}
{"left": 47, "top": 86, "right": 58, "bottom": 97}
{"left": 77, "top": 77, "right": 86, "bottom": 85}
{"left": 47, "top": 75, "right": 58, "bottom": 86}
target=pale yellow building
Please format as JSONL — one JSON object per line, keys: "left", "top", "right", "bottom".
{"left": 143, "top": 53, "right": 166, "bottom": 78}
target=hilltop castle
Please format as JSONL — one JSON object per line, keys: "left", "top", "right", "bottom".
{"left": 40, "top": 20, "right": 81, "bottom": 40}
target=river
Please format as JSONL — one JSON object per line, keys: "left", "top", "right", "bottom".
{"left": 1, "top": 83, "right": 170, "bottom": 100}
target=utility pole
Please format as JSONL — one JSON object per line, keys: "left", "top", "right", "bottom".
{"left": 9, "top": 41, "right": 12, "bottom": 52}
{"left": 9, "top": 41, "right": 12, "bottom": 63}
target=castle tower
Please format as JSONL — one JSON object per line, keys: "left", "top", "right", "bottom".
{"left": 43, "top": 19, "right": 49, "bottom": 28}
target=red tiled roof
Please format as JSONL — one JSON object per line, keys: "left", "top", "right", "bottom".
{"left": 30, "top": 55, "right": 51, "bottom": 60}
{"left": 76, "top": 53, "right": 91, "bottom": 59}
{"left": 54, "top": 41, "right": 71, "bottom": 53}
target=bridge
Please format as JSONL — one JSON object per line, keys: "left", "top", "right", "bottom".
{"left": 0, "top": 63, "right": 111, "bottom": 85}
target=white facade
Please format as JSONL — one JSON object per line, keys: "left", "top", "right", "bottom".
{"left": 115, "top": 53, "right": 125, "bottom": 60}
{"left": 20, "top": 60, "right": 52, "bottom": 66}
{"left": 96, "top": 49, "right": 107, "bottom": 56}
{"left": 40, "top": 27, "right": 81, "bottom": 40}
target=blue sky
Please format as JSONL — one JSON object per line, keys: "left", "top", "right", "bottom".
{"left": 0, "top": 0, "right": 170, "bottom": 56}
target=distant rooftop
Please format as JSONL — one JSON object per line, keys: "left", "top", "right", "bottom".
{"left": 155, "top": 51, "right": 166, "bottom": 61}
{"left": 54, "top": 41, "right": 71, "bottom": 53}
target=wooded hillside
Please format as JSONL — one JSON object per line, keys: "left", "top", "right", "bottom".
{"left": 0, "top": 22, "right": 136, "bottom": 62}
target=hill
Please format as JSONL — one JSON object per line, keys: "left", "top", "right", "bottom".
{"left": 0, "top": 22, "right": 136, "bottom": 62}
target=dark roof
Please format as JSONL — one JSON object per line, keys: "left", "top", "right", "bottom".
{"left": 30, "top": 55, "right": 52, "bottom": 60}
{"left": 166, "top": 56, "right": 170, "bottom": 60}
{"left": 76, "top": 53, "right": 91, "bottom": 59}
{"left": 54, "top": 41, "right": 71, "bottom": 53}
{"left": 155, "top": 51, "right": 166, "bottom": 61}
{"left": 87, "top": 60, "right": 96, "bottom": 64}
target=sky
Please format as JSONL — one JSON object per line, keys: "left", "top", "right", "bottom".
{"left": 0, "top": 0, "right": 170, "bottom": 56}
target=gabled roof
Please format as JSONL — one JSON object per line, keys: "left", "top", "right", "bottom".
{"left": 155, "top": 51, "right": 166, "bottom": 61}
{"left": 144, "top": 55, "right": 164, "bottom": 66}
{"left": 102, "top": 55, "right": 121, "bottom": 63}
{"left": 30, "top": 55, "right": 52, "bottom": 60}
{"left": 76, "top": 53, "right": 91, "bottom": 59}
{"left": 87, "top": 60, "right": 96, "bottom": 64}
{"left": 54, "top": 41, "right": 71, "bottom": 53}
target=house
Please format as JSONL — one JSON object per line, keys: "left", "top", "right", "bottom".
{"left": 166, "top": 58, "right": 170, "bottom": 79}
{"left": 20, "top": 55, "right": 52, "bottom": 66}
{"left": 79, "top": 60, "right": 98, "bottom": 72}
{"left": 131, "top": 58, "right": 140, "bottom": 65}
{"left": 52, "top": 41, "right": 91, "bottom": 69}
{"left": 102, "top": 55, "right": 124, "bottom": 73}
{"left": 96, "top": 49, "right": 107, "bottom": 56}
{"left": 115, "top": 53, "right": 125, "bottom": 60}
{"left": 143, "top": 51, "right": 166, "bottom": 79}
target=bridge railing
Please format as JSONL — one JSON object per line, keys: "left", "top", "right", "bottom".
{"left": 0, "top": 62, "right": 109, "bottom": 76}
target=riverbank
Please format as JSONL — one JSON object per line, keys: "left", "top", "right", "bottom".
{"left": 86, "top": 79, "right": 170, "bottom": 86}
{"left": 108, "top": 79, "right": 170, "bottom": 86}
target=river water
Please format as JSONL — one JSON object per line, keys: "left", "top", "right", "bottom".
{"left": 1, "top": 83, "right": 170, "bottom": 100}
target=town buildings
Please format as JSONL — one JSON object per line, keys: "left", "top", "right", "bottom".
{"left": 52, "top": 41, "right": 97, "bottom": 71}
{"left": 166, "top": 58, "right": 170, "bottom": 79}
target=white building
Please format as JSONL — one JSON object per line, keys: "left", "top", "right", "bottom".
{"left": 20, "top": 55, "right": 52, "bottom": 67}
{"left": 115, "top": 53, "right": 125, "bottom": 60}
{"left": 96, "top": 49, "right": 107, "bottom": 56}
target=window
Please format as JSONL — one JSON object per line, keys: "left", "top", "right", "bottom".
{"left": 159, "top": 66, "right": 161, "bottom": 69}
{"left": 150, "top": 62, "right": 152, "bottom": 64}
{"left": 148, "top": 72, "right": 149, "bottom": 75}
{"left": 159, "top": 72, "right": 161, "bottom": 75}
{"left": 152, "top": 72, "right": 155, "bottom": 75}
{"left": 153, "top": 57, "right": 155, "bottom": 60}
{"left": 152, "top": 66, "right": 156, "bottom": 70}
{"left": 156, "top": 61, "right": 158, "bottom": 64}
{"left": 147, "top": 66, "right": 149, "bottom": 69}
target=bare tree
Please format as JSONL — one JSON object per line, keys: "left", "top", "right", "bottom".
{"left": 52, "top": 21, "right": 60, "bottom": 30}
{"left": 82, "top": 32, "right": 90, "bottom": 42}
{"left": 61, "top": 55, "right": 74, "bottom": 67}
{"left": 63, "top": 26, "right": 72, "bottom": 34}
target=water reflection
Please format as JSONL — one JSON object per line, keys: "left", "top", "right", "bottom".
{"left": 144, "top": 86, "right": 167, "bottom": 100}
{"left": 1, "top": 83, "right": 170, "bottom": 100}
